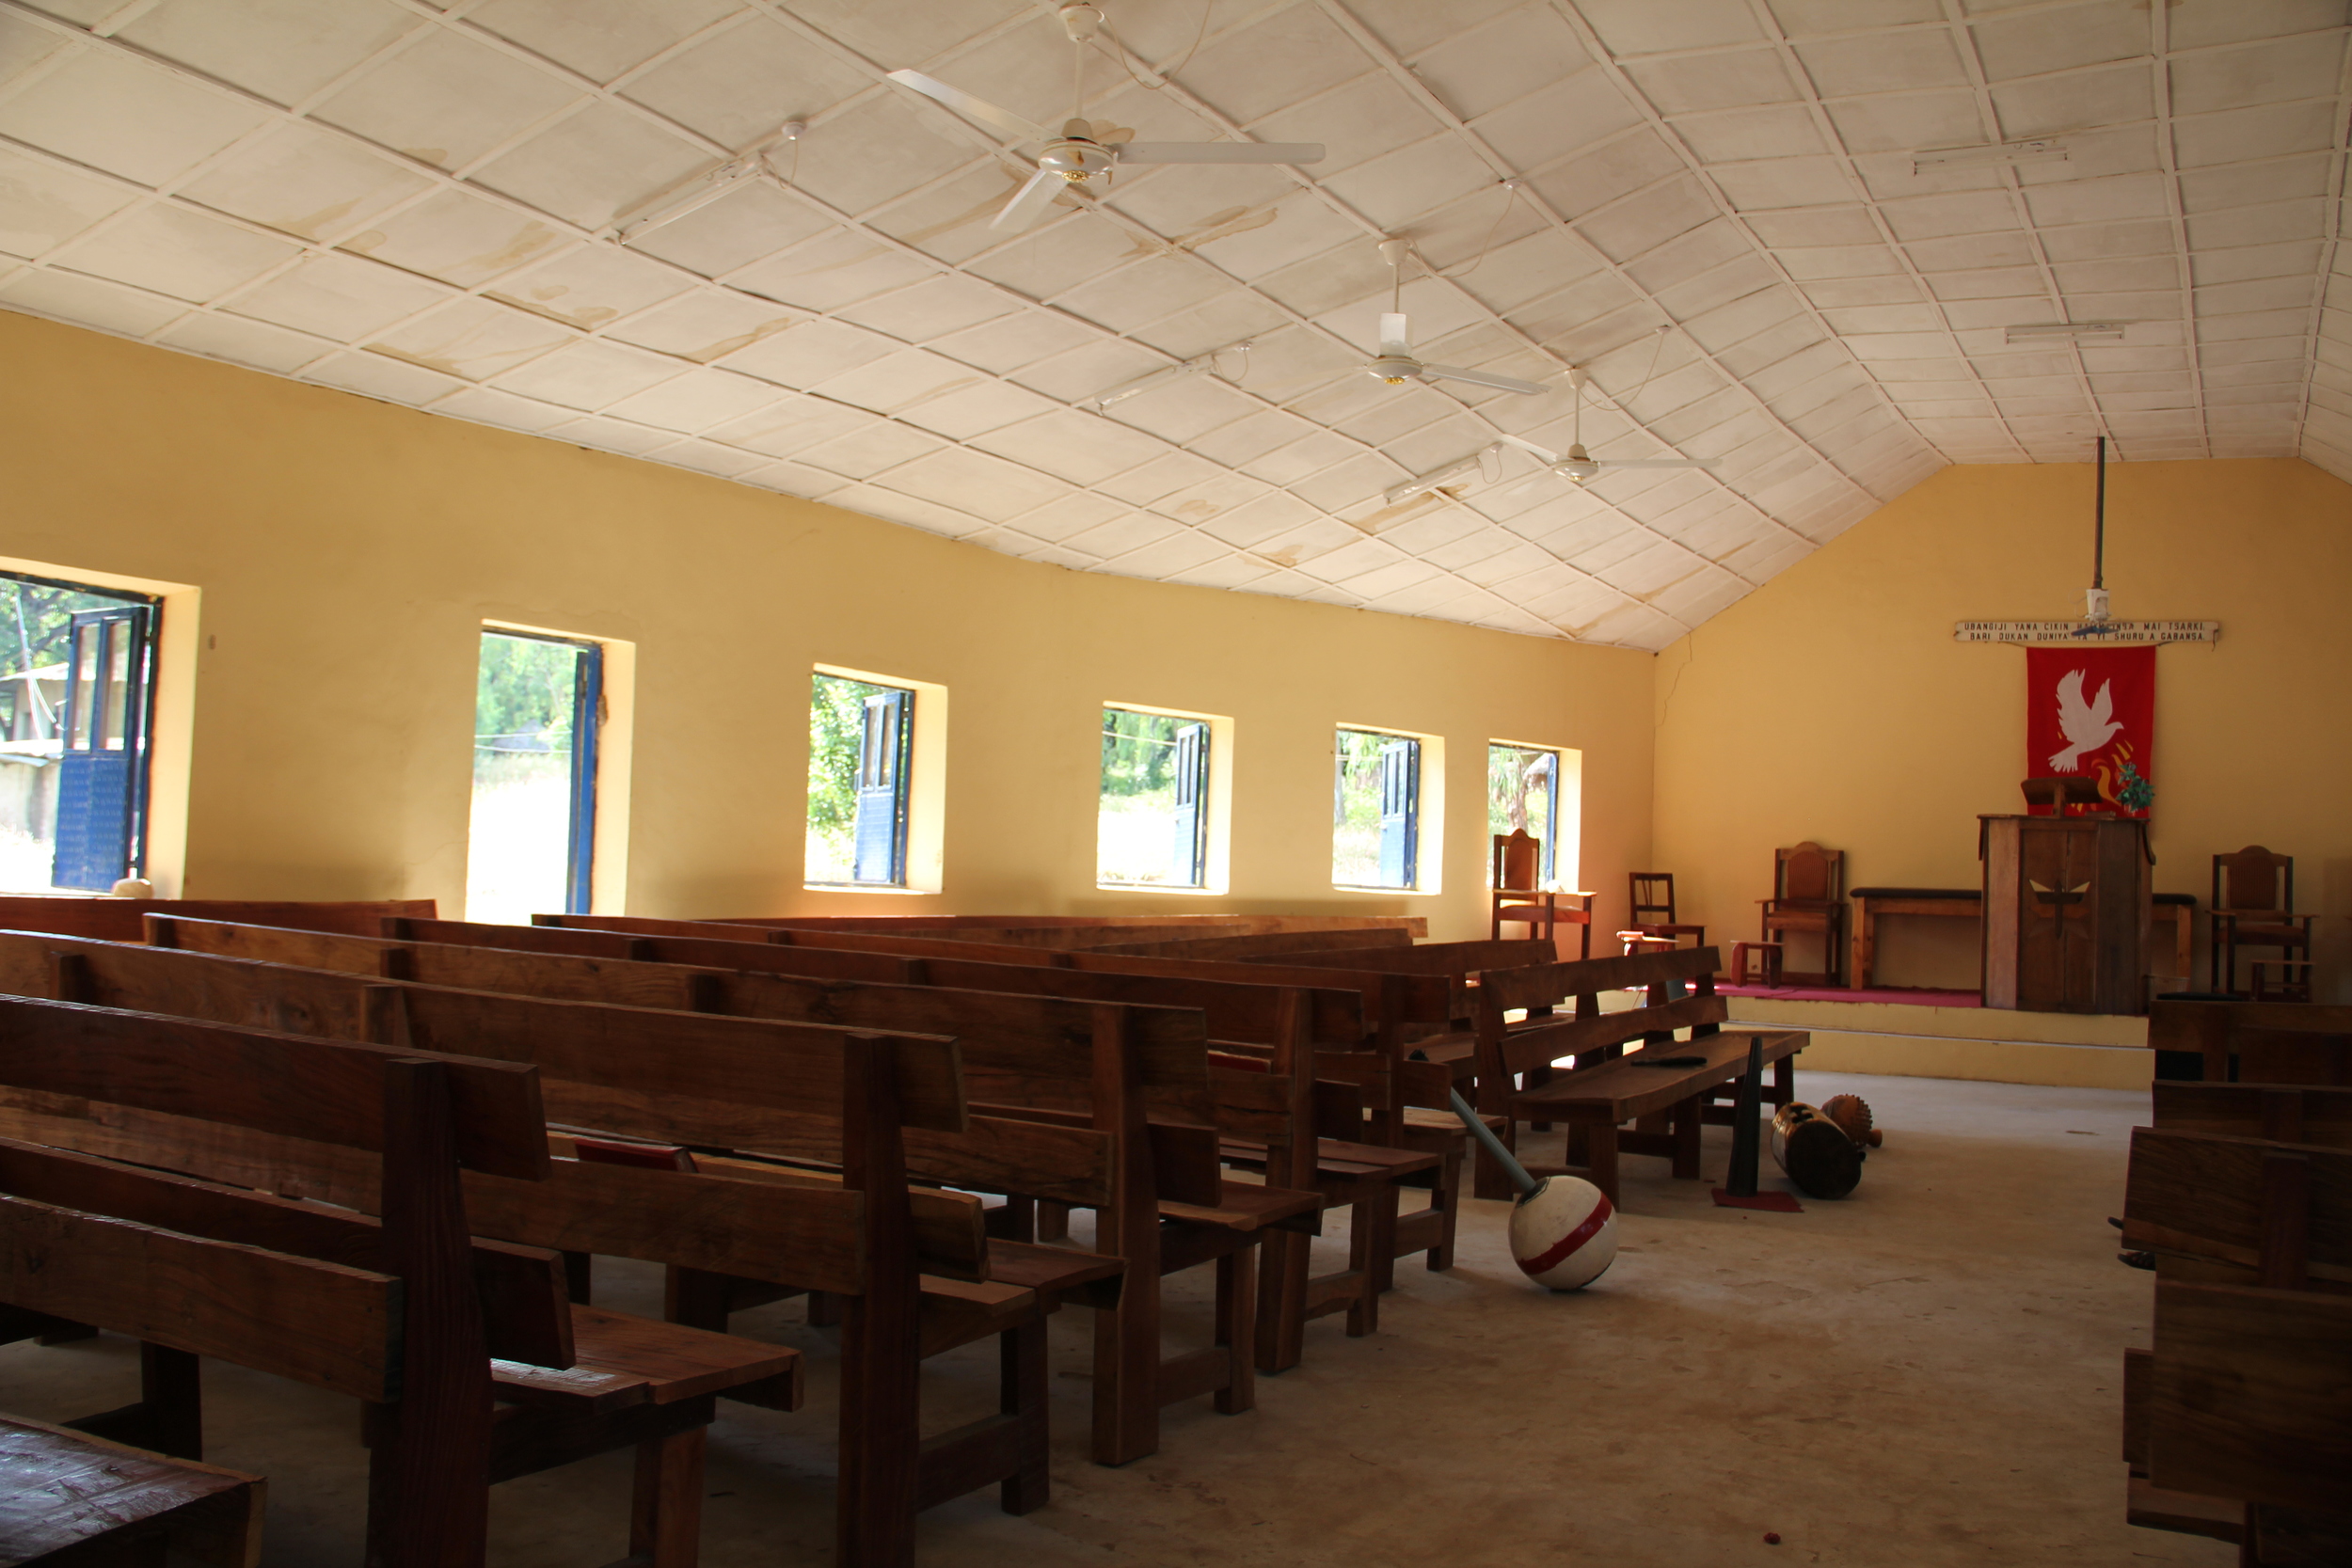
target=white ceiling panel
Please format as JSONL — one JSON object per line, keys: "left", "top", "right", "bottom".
{"left": 4, "top": 0, "right": 2346, "bottom": 649}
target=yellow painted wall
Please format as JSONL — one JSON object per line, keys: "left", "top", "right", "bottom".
{"left": 0, "top": 311, "right": 1653, "bottom": 939}
{"left": 1652, "top": 459, "right": 2352, "bottom": 1000}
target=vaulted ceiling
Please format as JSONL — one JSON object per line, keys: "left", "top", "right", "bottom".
{"left": 3, "top": 0, "right": 2346, "bottom": 649}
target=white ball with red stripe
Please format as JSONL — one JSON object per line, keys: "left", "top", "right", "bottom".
{"left": 1508, "top": 1176, "right": 1617, "bottom": 1291}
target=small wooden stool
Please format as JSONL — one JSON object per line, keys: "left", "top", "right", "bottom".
{"left": 2250, "top": 959, "right": 2313, "bottom": 1002}
{"left": 1731, "top": 942, "right": 1784, "bottom": 987}
{"left": 1616, "top": 930, "right": 1678, "bottom": 958}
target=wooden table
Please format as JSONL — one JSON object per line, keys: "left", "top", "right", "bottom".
{"left": 1851, "top": 886, "right": 2194, "bottom": 991}
{"left": 1851, "top": 887, "right": 1981, "bottom": 990}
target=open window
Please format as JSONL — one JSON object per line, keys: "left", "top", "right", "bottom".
{"left": 808, "top": 671, "right": 925, "bottom": 889}
{"left": 1334, "top": 727, "right": 1424, "bottom": 892}
{"left": 467, "top": 629, "right": 602, "bottom": 923}
{"left": 0, "top": 571, "right": 160, "bottom": 893}
{"left": 1098, "top": 705, "right": 1217, "bottom": 890}
{"left": 1487, "top": 739, "right": 1581, "bottom": 893}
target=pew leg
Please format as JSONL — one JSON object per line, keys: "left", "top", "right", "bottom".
{"left": 628, "top": 1424, "right": 707, "bottom": 1568}
{"left": 1771, "top": 1054, "right": 1794, "bottom": 1110}
{"left": 1347, "top": 1182, "right": 1398, "bottom": 1337}
{"left": 1036, "top": 1201, "right": 1071, "bottom": 1243}
{"left": 999, "top": 1315, "right": 1050, "bottom": 1514}
{"left": 1472, "top": 1118, "right": 1519, "bottom": 1202}
{"left": 561, "top": 1250, "right": 592, "bottom": 1305}
{"left": 806, "top": 1291, "right": 843, "bottom": 1328}
{"left": 1251, "top": 1228, "right": 1308, "bottom": 1376}
{"left": 1213, "top": 1243, "right": 1257, "bottom": 1416}
{"left": 1426, "top": 1139, "right": 1462, "bottom": 1272}
{"left": 1586, "top": 1125, "right": 1621, "bottom": 1210}
{"left": 1671, "top": 1095, "right": 1703, "bottom": 1181}
{"left": 665, "top": 1266, "right": 732, "bottom": 1334}
{"left": 1090, "top": 1278, "right": 1159, "bottom": 1466}
{"left": 989, "top": 1195, "right": 1037, "bottom": 1243}
{"left": 141, "top": 1343, "right": 203, "bottom": 1461}
{"left": 1524, "top": 1063, "right": 1553, "bottom": 1132}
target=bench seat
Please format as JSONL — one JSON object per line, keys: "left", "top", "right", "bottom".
{"left": 0, "top": 1412, "right": 263, "bottom": 1567}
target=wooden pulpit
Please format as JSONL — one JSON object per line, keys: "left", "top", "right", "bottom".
{"left": 1980, "top": 813, "right": 2152, "bottom": 1014}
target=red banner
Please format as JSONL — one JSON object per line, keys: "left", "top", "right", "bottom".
{"left": 2025, "top": 645, "right": 2153, "bottom": 816}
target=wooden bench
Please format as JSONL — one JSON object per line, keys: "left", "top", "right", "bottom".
{"left": 2148, "top": 999, "right": 2352, "bottom": 1085}
{"left": 710, "top": 913, "right": 1426, "bottom": 939}
{"left": 0, "top": 995, "right": 793, "bottom": 1568}
{"left": 2121, "top": 1126, "right": 2352, "bottom": 1559}
{"left": 0, "top": 930, "right": 1279, "bottom": 1478}
{"left": 1446, "top": 947, "right": 1807, "bottom": 1206}
{"left": 0, "top": 1412, "right": 264, "bottom": 1566}
{"left": 305, "top": 917, "right": 1467, "bottom": 1327}
{"left": 2151, "top": 1082, "right": 2352, "bottom": 1148}
{"left": 0, "top": 936, "right": 1137, "bottom": 1563}
{"left": 0, "top": 896, "right": 437, "bottom": 943}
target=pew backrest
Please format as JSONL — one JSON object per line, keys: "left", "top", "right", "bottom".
{"left": 1475, "top": 946, "right": 1728, "bottom": 1082}
{"left": 2152, "top": 1083, "right": 2352, "bottom": 1148}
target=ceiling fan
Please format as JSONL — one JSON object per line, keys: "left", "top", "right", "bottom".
{"left": 887, "top": 3, "right": 1324, "bottom": 233}
{"left": 1364, "top": 238, "right": 1548, "bottom": 397}
{"left": 1499, "top": 369, "right": 1717, "bottom": 486}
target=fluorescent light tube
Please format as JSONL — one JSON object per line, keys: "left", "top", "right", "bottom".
{"left": 613, "top": 157, "right": 763, "bottom": 243}
{"left": 2004, "top": 321, "right": 2129, "bottom": 343}
{"left": 1912, "top": 139, "right": 2068, "bottom": 175}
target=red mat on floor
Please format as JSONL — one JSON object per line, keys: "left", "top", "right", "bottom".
{"left": 1711, "top": 1189, "right": 1804, "bottom": 1212}
{"left": 1716, "top": 984, "right": 1981, "bottom": 1006}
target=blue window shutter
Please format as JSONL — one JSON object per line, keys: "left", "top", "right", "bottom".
{"left": 852, "top": 688, "right": 912, "bottom": 884}
{"left": 52, "top": 606, "right": 152, "bottom": 891}
{"left": 1377, "top": 738, "right": 1419, "bottom": 890}
{"left": 1170, "top": 721, "right": 1207, "bottom": 886}
{"left": 564, "top": 642, "right": 602, "bottom": 915}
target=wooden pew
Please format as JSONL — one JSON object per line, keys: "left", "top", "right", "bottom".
{"left": 354, "top": 917, "right": 1482, "bottom": 1298}
{"left": 0, "top": 996, "right": 793, "bottom": 1567}
{"left": 1449, "top": 947, "right": 1808, "bottom": 1206}
{"left": 705, "top": 913, "right": 1427, "bottom": 938}
{"left": 1087, "top": 927, "right": 1419, "bottom": 959}
{"left": 158, "top": 917, "right": 1418, "bottom": 1378}
{"left": 0, "top": 951, "right": 1056, "bottom": 1566}
{"left": 2151, "top": 1082, "right": 2352, "bottom": 1148}
{"left": 2148, "top": 1000, "right": 2352, "bottom": 1085}
{"left": 2121, "top": 1127, "right": 2352, "bottom": 1557}
{"left": 0, "top": 1411, "right": 264, "bottom": 1566}
{"left": 0, "top": 897, "right": 436, "bottom": 942}
{"left": 0, "top": 930, "right": 1277, "bottom": 1473}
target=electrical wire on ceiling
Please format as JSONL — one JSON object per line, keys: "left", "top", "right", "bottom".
{"left": 1433, "top": 180, "right": 1522, "bottom": 280}
{"left": 1098, "top": 0, "right": 1214, "bottom": 91}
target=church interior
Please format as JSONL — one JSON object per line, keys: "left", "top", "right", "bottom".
{"left": 0, "top": 0, "right": 2344, "bottom": 1563}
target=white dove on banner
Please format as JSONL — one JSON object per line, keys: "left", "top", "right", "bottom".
{"left": 2047, "top": 668, "right": 2122, "bottom": 771}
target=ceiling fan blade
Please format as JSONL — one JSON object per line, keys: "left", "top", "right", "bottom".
{"left": 1378, "top": 312, "right": 1411, "bottom": 357}
{"left": 1495, "top": 432, "right": 1563, "bottom": 465}
{"left": 991, "top": 167, "right": 1066, "bottom": 231}
{"left": 1115, "top": 141, "right": 1325, "bottom": 165}
{"left": 885, "top": 70, "right": 1052, "bottom": 144}
{"left": 1599, "top": 459, "right": 1719, "bottom": 468}
{"left": 1421, "top": 363, "right": 1549, "bottom": 397}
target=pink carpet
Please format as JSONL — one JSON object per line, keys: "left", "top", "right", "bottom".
{"left": 1717, "top": 983, "right": 1982, "bottom": 1007}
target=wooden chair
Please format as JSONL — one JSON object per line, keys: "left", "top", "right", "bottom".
{"left": 2121, "top": 1127, "right": 2352, "bottom": 1558}
{"left": 1759, "top": 842, "right": 1846, "bottom": 987}
{"left": 1625, "top": 872, "right": 1706, "bottom": 952}
{"left": 0, "top": 995, "right": 792, "bottom": 1568}
{"left": 1488, "top": 832, "right": 1595, "bottom": 956}
{"left": 2210, "top": 847, "right": 2317, "bottom": 1001}
{"left": 0, "top": 1412, "right": 263, "bottom": 1566}
{"left": 1445, "top": 946, "right": 1808, "bottom": 1206}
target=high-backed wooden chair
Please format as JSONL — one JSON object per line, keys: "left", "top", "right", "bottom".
{"left": 1489, "top": 832, "right": 1594, "bottom": 956}
{"left": 1623, "top": 872, "right": 1706, "bottom": 952}
{"left": 1759, "top": 843, "right": 1846, "bottom": 988}
{"left": 2210, "top": 847, "right": 2316, "bottom": 1000}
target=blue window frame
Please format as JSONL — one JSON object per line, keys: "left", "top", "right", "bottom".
{"left": 1334, "top": 727, "right": 1421, "bottom": 890}
{"left": 468, "top": 629, "right": 601, "bottom": 921}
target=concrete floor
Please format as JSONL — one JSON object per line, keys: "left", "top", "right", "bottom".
{"left": 2, "top": 1070, "right": 2233, "bottom": 1567}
